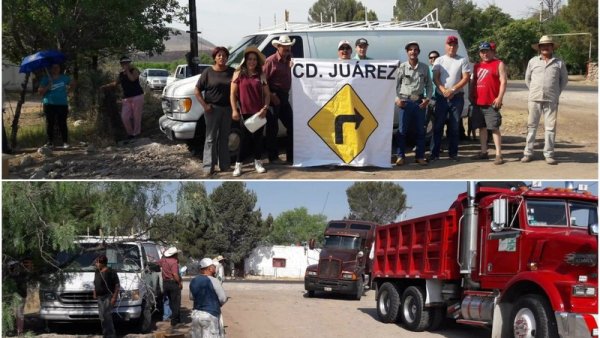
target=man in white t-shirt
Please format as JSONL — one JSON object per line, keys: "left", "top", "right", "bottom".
{"left": 431, "top": 35, "right": 472, "bottom": 162}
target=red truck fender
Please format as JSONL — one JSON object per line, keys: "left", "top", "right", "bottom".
{"left": 500, "top": 270, "right": 566, "bottom": 311}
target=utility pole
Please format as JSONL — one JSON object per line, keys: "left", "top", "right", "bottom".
{"left": 188, "top": 0, "right": 200, "bottom": 76}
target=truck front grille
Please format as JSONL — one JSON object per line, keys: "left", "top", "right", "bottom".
{"left": 59, "top": 291, "right": 96, "bottom": 304}
{"left": 318, "top": 259, "right": 341, "bottom": 278}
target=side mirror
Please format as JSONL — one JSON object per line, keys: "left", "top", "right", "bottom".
{"left": 491, "top": 198, "right": 508, "bottom": 232}
{"left": 147, "top": 262, "right": 161, "bottom": 272}
{"left": 589, "top": 223, "right": 598, "bottom": 236}
{"left": 308, "top": 238, "right": 315, "bottom": 250}
{"left": 357, "top": 251, "right": 364, "bottom": 258}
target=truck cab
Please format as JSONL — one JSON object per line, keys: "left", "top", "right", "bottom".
{"left": 304, "top": 220, "right": 377, "bottom": 300}
{"left": 38, "top": 237, "right": 161, "bottom": 333}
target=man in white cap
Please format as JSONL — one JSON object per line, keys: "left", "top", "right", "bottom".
{"left": 522, "top": 35, "right": 568, "bottom": 165}
{"left": 337, "top": 40, "right": 352, "bottom": 60}
{"left": 190, "top": 258, "right": 228, "bottom": 338}
{"left": 158, "top": 247, "right": 182, "bottom": 326}
{"left": 213, "top": 255, "right": 226, "bottom": 284}
{"left": 263, "top": 35, "right": 296, "bottom": 164}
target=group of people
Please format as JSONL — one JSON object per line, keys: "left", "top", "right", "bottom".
{"left": 93, "top": 248, "right": 228, "bottom": 338}
{"left": 195, "top": 35, "right": 297, "bottom": 178}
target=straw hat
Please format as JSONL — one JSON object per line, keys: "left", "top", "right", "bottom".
{"left": 532, "top": 35, "right": 559, "bottom": 50}
{"left": 243, "top": 46, "right": 265, "bottom": 65}
{"left": 271, "top": 35, "right": 296, "bottom": 47}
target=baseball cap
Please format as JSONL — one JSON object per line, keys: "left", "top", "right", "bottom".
{"left": 199, "top": 257, "right": 215, "bottom": 269}
{"left": 355, "top": 38, "right": 369, "bottom": 46}
{"left": 479, "top": 42, "right": 493, "bottom": 51}
{"left": 405, "top": 41, "right": 420, "bottom": 51}
{"left": 446, "top": 36, "right": 459, "bottom": 45}
{"left": 338, "top": 40, "right": 352, "bottom": 50}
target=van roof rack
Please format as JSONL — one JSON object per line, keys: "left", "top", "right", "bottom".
{"left": 260, "top": 8, "right": 444, "bottom": 32}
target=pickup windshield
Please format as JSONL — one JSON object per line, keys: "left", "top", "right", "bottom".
{"left": 57, "top": 243, "right": 142, "bottom": 272}
{"left": 228, "top": 34, "right": 268, "bottom": 68}
{"left": 526, "top": 199, "right": 597, "bottom": 227}
{"left": 323, "top": 235, "right": 360, "bottom": 250}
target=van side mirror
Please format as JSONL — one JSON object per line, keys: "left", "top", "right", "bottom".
{"left": 147, "top": 262, "right": 161, "bottom": 272}
{"left": 491, "top": 199, "right": 508, "bottom": 232}
{"left": 357, "top": 251, "right": 364, "bottom": 258}
{"left": 308, "top": 238, "right": 315, "bottom": 250}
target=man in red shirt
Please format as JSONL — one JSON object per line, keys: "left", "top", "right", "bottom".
{"left": 469, "top": 42, "right": 507, "bottom": 165}
{"left": 158, "top": 247, "right": 182, "bottom": 326}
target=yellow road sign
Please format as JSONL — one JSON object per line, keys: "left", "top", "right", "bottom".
{"left": 308, "top": 84, "right": 379, "bottom": 163}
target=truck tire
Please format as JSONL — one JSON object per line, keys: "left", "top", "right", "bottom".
{"left": 137, "top": 300, "right": 152, "bottom": 333}
{"left": 428, "top": 306, "right": 445, "bottom": 331}
{"left": 354, "top": 279, "right": 364, "bottom": 300}
{"left": 510, "top": 295, "right": 558, "bottom": 338}
{"left": 376, "top": 282, "right": 401, "bottom": 323}
{"left": 186, "top": 118, "right": 206, "bottom": 158}
{"left": 400, "top": 286, "right": 431, "bottom": 332}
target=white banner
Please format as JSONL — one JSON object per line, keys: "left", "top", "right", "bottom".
{"left": 291, "top": 59, "right": 397, "bottom": 167}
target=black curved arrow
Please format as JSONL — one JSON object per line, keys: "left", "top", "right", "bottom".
{"left": 334, "top": 109, "right": 364, "bottom": 144}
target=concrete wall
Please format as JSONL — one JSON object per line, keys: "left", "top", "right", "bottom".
{"left": 2, "top": 64, "right": 33, "bottom": 91}
{"left": 245, "top": 245, "right": 320, "bottom": 279}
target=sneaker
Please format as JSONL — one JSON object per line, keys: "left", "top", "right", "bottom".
{"left": 449, "top": 155, "right": 460, "bottom": 162}
{"left": 395, "top": 157, "right": 405, "bottom": 166}
{"left": 62, "top": 143, "right": 70, "bottom": 149}
{"left": 545, "top": 157, "right": 558, "bottom": 165}
{"left": 494, "top": 156, "right": 504, "bottom": 165}
{"left": 416, "top": 158, "right": 428, "bottom": 166}
{"left": 471, "top": 152, "right": 489, "bottom": 160}
{"left": 254, "top": 160, "right": 266, "bottom": 173}
{"left": 233, "top": 162, "right": 242, "bottom": 176}
{"left": 521, "top": 156, "right": 533, "bottom": 163}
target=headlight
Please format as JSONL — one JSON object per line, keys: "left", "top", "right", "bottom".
{"left": 120, "top": 289, "right": 141, "bottom": 301}
{"left": 164, "top": 98, "right": 192, "bottom": 114}
{"left": 41, "top": 291, "right": 57, "bottom": 301}
{"left": 572, "top": 284, "right": 596, "bottom": 297}
{"left": 342, "top": 273, "right": 356, "bottom": 280}
{"left": 306, "top": 271, "right": 317, "bottom": 276}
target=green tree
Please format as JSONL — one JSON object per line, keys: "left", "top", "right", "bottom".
{"left": 267, "top": 208, "right": 327, "bottom": 245}
{"left": 308, "top": 0, "right": 377, "bottom": 22}
{"left": 346, "top": 182, "right": 407, "bottom": 224}
{"left": 393, "top": 0, "right": 453, "bottom": 22}
{"left": 493, "top": 20, "right": 541, "bottom": 78}
{"left": 209, "top": 182, "right": 266, "bottom": 275}
{"left": 557, "top": 0, "right": 598, "bottom": 73}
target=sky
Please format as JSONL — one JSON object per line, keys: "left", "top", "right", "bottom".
{"left": 160, "top": 180, "right": 597, "bottom": 222}
{"left": 174, "top": 0, "right": 542, "bottom": 47}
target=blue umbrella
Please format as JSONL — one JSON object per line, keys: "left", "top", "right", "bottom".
{"left": 19, "top": 50, "right": 65, "bottom": 73}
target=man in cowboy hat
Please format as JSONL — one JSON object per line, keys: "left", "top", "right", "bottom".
{"left": 158, "top": 247, "right": 182, "bottom": 326}
{"left": 263, "top": 35, "right": 296, "bottom": 164}
{"left": 213, "top": 255, "right": 226, "bottom": 284}
{"left": 522, "top": 35, "right": 568, "bottom": 165}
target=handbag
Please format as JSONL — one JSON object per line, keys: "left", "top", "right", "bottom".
{"left": 243, "top": 112, "right": 267, "bottom": 133}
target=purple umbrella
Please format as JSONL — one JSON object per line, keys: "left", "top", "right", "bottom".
{"left": 19, "top": 50, "right": 65, "bottom": 73}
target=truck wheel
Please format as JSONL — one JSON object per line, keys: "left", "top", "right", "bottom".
{"left": 400, "top": 286, "right": 431, "bottom": 332}
{"left": 376, "top": 282, "right": 401, "bottom": 323}
{"left": 186, "top": 118, "right": 206, "bottom": 158}
{"left": 137, "top": 300, "right": 152, "bottom": 333}
{"left": 428, "top": 306, "right": 445, "bottom": 331}
{"left": 354, "top": 279, "right": 364, "bottom": 300}
{"left": 511, "top": 295, "right": 558, "bottom": 338}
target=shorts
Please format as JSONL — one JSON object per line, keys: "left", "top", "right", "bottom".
{"left": 471, "top": 105, "right": 501, "bottom": 130}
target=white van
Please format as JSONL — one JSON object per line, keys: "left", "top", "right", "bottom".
{"left": 159, "top": 10, "right": 468, "bottom": 157}
{"left": 38, "top": 237, "right": 161, "bottom": 333}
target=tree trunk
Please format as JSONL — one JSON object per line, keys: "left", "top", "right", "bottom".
{"left": 10, "top": 72, "right": 31, "bottom": 149}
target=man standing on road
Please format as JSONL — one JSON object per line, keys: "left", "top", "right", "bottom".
{"left": 158, "top": 247, "right": 183, "bottom": 327}
{"left": 190, "top": 258, "right": 228, "bottom": 338}
{"left": 470, "top": 42, "right": 507, "bottom": 165}
{"left": 93, "top": 255, "right": 120, "bottom": 338}
{"left": 353, "top": 38, "right": 371, "bottom": 60}
{"left": 213, "top": 255, "right": 226, "bottom": 284}
{"left": 394, "top": 41, "right": 432, "bottom": 167}
{"left": 431, "top": 35, "right": 472, "bottom": 162}
{"left": 263, "top": 35, "right": 295, "bottom": 164}
{"left": 522, "top": 35, "right": 568, "bottom": 165}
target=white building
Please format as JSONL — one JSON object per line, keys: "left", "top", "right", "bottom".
{"left": 245, "top": 245, "right": 321, "bottom": 279}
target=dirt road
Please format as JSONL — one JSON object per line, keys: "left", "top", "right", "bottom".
{"left": 5, "top": 80, "right": 597, "bottom": 179}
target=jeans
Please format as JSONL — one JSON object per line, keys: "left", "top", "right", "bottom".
{"left": 432, "top": 94, "right": 464, "bottom": 158}
{"left": 191, "top": 310, "right": 222, "bottom": 338}
{"left": 266, "top": 90, "right": 293, "bottom": 162}
{"left": 163, "top": 295, "right": 171, "bottom": 321}
{"left": 235, "top": 118, "right": 264, "bottom": 162}
{"left": 163, "top": 280, "right": 181, "bottom": 326}
{"left": 396, "top": 100, "right": 426, "bottom": 159}
{"left": 203, "top": 104, "right": 232, "bottom": 173}
{"left": 97, "top": 296, "right": 116, "bottom": 338}
{"left": 524, "top": 101, "right": 558, "bottom": 158}
{"left": 43, "top": 104, "right": 69, "bottom": 144}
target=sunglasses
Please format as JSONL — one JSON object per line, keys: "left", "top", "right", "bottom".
{"left": 339, "top": 46, "right": 351, "bottom": 51}
{"left": 429, "top": 56, "right": 438, "bottom": 59}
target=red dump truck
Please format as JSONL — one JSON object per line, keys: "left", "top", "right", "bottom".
{"left": 305, "top": 219, "right": 377, "bottom": 300}
{"left": 373, "top": 181, "right": 598, "bottom": 338}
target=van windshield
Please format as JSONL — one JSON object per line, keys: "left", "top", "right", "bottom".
{"left": 228, "top": 34, "right": 268, "bottom": 68}
{"left": 323, "top": 235, "right": 360, "bottom": 250}
{"left": 57, "top": 243, "right": 141, "bottom": 272}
